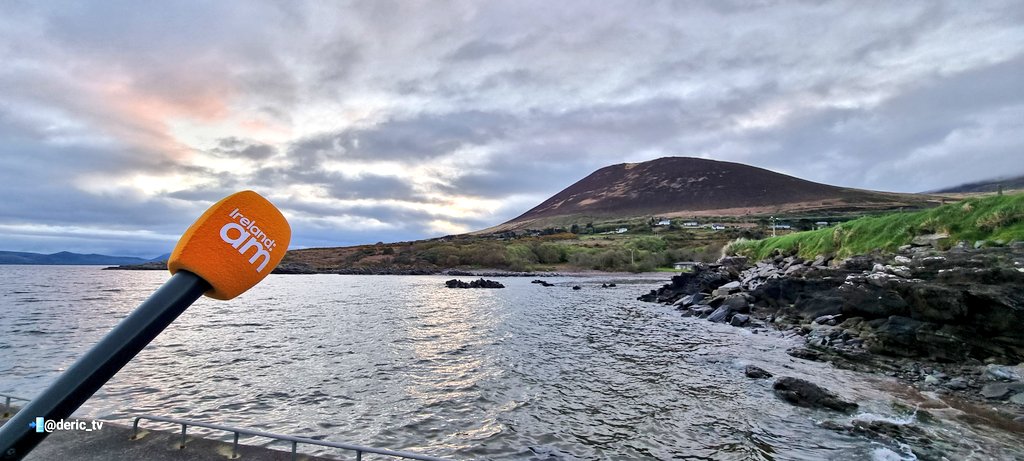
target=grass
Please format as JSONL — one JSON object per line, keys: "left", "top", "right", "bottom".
{"left": 728, "top": 193, "right": 1024, "bottom": 260}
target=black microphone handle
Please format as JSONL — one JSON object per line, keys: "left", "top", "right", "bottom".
{"left": 0, "top": 270, "right": 210, "bottom": 460}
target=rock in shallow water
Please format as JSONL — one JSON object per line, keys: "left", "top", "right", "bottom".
{"left": 745, "top": 365, "right": 772, "bottom": 379}
{"left": 773, "top": 377, "right": 858, "bottom": 413}
{"left": 445, "top": 278, "right": 505, "bottom": 288}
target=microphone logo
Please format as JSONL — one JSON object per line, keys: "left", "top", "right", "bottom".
{"left": 220, "top": 208, "right": 278, "bottom": 273}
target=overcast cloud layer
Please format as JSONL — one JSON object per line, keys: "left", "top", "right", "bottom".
{"left": 1, "top": 1, "right": 1022, "bottom": 257}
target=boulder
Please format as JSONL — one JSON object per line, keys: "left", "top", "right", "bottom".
{"left": 773, "top": 377, "right": 858, "bottom": 413}
{"left": 690, "top": 305, "right": 714, "bottom": 317}
{"left": 745, "top": 365, "right": 772, "bottom": 379}
{"left": 722, "top": 295, "right": 750, "bottom": 314}
{"left": 813, "top": 314, "right": 842, "bottom": 326}
{"left": 980, "top": 382, "right": 1024, "bottom": 400}
{"left": 885, "top": 265, "right": 912, "bottom": 278}
{"left": 706, "top": 306, "right": 732, "bottom": 323}
{"left": 842, "top": 255, "right": 877, "bottom": 271}
{"left": 445, "top": 278, "right": 505, "bottom": 289}
{"left": 730, "top": 314, "right": 750, "bottom": 326}
{"left": 672, "top": 294, "right": 695, "bottom": 307}
{"left": 911, "top": 232, "right": 950, "bottom": 248}
{"left": 985, "top": 364, "right": 1023, "bottom": 381}
{"left": 945, "top": 377, "right": 969, "bottom": 390}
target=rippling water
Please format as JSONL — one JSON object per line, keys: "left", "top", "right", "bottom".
{"left": 1, "top": 266, "right": 1021, "bottom": 460}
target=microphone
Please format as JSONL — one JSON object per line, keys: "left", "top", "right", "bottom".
{"left": 0, "top": 190, "right": 291, "bottom": 460}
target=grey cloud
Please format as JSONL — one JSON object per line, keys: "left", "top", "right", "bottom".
{"left": 324, "top": 174, "right": 418, "bottom": 201}
{"left": 289, "top": 110, "right": 516, "bottom": 162}
{"left": 211, "top": 137, "right": 278, "bottom": 160}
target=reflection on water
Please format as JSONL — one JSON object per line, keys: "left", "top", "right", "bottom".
{"left": 0, "top": 266, "right": 1021, "bottom": 460}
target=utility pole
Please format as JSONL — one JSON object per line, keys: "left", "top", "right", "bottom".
{"left": 770, "top": 216, "right": 776, "bottom": 237}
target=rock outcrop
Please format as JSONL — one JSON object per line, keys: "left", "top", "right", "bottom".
{"left": 772, "top": 377, "right": 858, "bottom": 413}
{"left": 640, "top": 246, "right": 1024, "bottom": 365}
{"left": 445, "top": 278, "right": 505, "bottom": 289}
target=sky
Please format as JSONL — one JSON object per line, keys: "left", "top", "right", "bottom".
{"left": 1, "top": 1, "right": 1022, "bottom": 258}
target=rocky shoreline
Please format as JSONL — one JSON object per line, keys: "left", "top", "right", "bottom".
{"left": 639, "top": 243, "right": 1024, "bottom": 429}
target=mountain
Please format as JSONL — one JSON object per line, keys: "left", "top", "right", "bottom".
{"left": 928, "top": 174, "right": 1024, "bottom": 194}
{"left": 487, "top": 157, "right": 937, "bottom": 231}
{"left": 0, "top": 251, "right": 151, "bottom": 265}
{"left": 148, "top": 253, "right": 172, "bottom": 262}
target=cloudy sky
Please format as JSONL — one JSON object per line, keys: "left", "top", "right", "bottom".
{"left": 1, "top": 1, "right": 1022, "bottom": 257}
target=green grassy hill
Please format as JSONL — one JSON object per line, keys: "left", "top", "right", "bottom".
{"left": 728, "top": 193, "right": 1024, "bottom": 260}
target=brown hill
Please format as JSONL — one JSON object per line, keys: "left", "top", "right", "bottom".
{"left": 486, "top": 157, "right": 938, "bottom": 231}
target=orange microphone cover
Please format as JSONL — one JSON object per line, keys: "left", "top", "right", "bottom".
{"left": 168, "top": 190, "right": 291, "bottom": 300}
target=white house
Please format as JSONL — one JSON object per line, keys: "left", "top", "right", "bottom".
{"left": 656, "top": 219, "right": 672, "bottom": 226}
{"left": 616, "top": 227, "right": 628, "bottom": 234}
{"left": 683, "top": 221, "right": 700, "bottom": 227}
{"left": 710, "top": 224, "right": 726, "bottom": 230}
{"left": 771, "top": 224, "right": 792, "bottom": 230}
{"left": 815, "top": 221, "right": 830, "bottom": 229}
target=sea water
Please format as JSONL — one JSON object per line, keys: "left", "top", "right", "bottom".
{"left": 0, "top": 266, "right": 1019, "bottom": 460}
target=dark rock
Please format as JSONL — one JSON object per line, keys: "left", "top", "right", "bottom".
{"left": 945, "top": 377, "right": 968, "bottom": 390}
{"left": 773, "top": 377, "right": 858, "bottom": 412}
{"left": 787, "top": 347, "right": 825, "bottom": 362}
{"left": 637, "top": 264, "right": 733, "bottom": 302}
{"left": 730, "top": 313, "right": 750, "bottom": 326}
{"left": 906, "top": 284, "right": 967, "bottom": 323}
{"left": 813, "top": 314, "right": 842, "bottom": 325}
{"left": 690, "top": 305, "right": 714, "bottom": 317}
{"left": 867, "top": 316, "right": 925, "bottom": 357}
{"left": 720, "top": 281, "right": 742, "bottom": 291}
{"left": 272, "top": 262, "right": 317, "bottom": 274}
{"left": 985, "top": 364, "right": 1022, "bottom": 381}
{"left": 840, "top": 284, "right": 909, "bottom": 318}
{"left": 672, "top": 294, "right": 696, "bottom": 307}
{"left": 980, "top": 383, "right": 1024, "bottom": 400}
{"left": 745, "top": 365, "right": 772, "bottom": 379}
{"left": 706, "top": 306, "right": 732, "bottom": 323}
{"left": 445, "top": 278, "right": 505, "bottom": 289}
{"left": 841, "top": 255, "right": 877, "bottom": 271}
{"left": 572, "top": 285, "right": 582, "bottom": 290}
{"left": 722, "top": 295, "right": 750, "bottom": 314}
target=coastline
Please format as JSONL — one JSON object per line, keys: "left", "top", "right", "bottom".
{"left": 638, "top": 242, "right": 1024, "bottom": 455}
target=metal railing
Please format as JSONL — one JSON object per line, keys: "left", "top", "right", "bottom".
{"left": 1, "top": 393, "right": 30, "bottom": 418}
{"left": 131, "top": 414, "right": 451, "bottom": 461}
